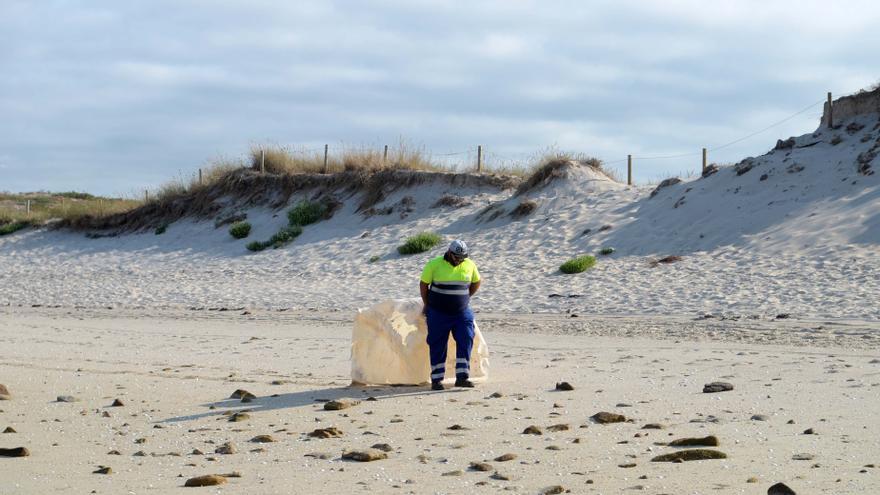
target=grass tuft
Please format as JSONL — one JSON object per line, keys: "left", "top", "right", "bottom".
{"left": 398, "top": 231, "right": 442, "bottom": 255}
{"left": 154, "top": 224, "right": 167, "bottom": 235}
{"left": 287, "top": 200, "right": 327, "bottom": 226}
{"left": 229, "top": 221, "right": 252, "bottom": 239}
{"left": 559, "top": 255, "right": 597, "bottom": 274}
{"left": 599, "top": 247, "right": 615, "bottom": 256}
{"left": 0, "top": 220, "right": 30, "bottom": 236}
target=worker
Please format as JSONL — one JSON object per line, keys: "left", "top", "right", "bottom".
{"left": 419, "top": 239, "right": 481, "bottom": 390}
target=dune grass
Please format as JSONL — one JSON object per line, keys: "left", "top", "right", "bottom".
{"left": 229, "top": 221, "right": 251, "bottom": 239}
{"left": 559, "top": 255, "right": 597, "bottom": 274}
{"left": 0, "top": 192, "right": 142, "bottom": 228}
{"left": 599, "top": 247, "right": 615, "bottom": 255}
{"left": 287, "top": 200, "right": 327, "bottom": 227}
{"left": 398, "top": 231, "right": 442, "bottom": 255}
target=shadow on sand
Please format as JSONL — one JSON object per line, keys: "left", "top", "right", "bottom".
{"left": 159, "top": 384, "right": 451, "bottom": 424}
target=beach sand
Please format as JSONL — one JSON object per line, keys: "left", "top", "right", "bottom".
{"left": 2, "top": 306, "right": 879, "bottom": 494}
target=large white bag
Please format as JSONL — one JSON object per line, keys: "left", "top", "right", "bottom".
{"left": 351, "top": 299, "right": 489, "bottom": 385}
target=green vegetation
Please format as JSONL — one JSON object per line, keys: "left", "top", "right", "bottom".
{"left": 246, "top": 240, "right": 267, "bottom": 252}
{"left": 599, "top": 247, "right": 615, "bottom": 255}
{"left": 229, "top": 221, "right": 252, "bottom": 239}
{"left": 246, "top": 225, "right": 302, "bottom": 252}
{"left": 287, "top": 200, "right": 326, "bottom": 227}
{"left": 0, "top": 192, "right": 141, "bottom": 228}
{"left": 0, "top": 220, "right": 29, "bottom": 236}
{"left": 154, "top": 224, "right": 168, "bottom": 235}
{"left": 559, "top": 255, "right": 597, "bottom": 274}
{"left": 398, "top": 231, "right": 442, "bottom": 255}
{"left": 368, "top": 255, "right": 381, "bottom": 263}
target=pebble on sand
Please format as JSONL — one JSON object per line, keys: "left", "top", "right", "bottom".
{"left": 546, "top": 424, "right": 570, "bottom": 432}
{"left": 250, "top": 435, "right": 276, "bottom": 443}
{"left": 703, "top": 382, "right": 734, "bottom": 393}
{"left": 668, "top": 435, "right": 720, "bottom": 447}
{"left": 539, "top": 486, "right": 565, "bottom": 495}
{"left": 767, "top": 482, "right": 797, "bottom": 495}
{"left": 110, "top": 399, "right": 124, "bottom": 407}
{"left": 3, "top": 427, "right": 16, "bottom": 433}
{"left": 371, "top": 443, "right": 394, "bottom": 452}
{"left": 555, "top": 382, "right": 574, "bottom": 391}
{"left": 0, "top": 384, "right": 10, "bottom": 400}
{"left": 214, "top": 442, "right": 236, "bottom": 455}
{"left": 494, "top": 453, "right": 517, "bottom": 462}
{"left": 228, "top": 412, "right": 250, "bottom": 422}
{"left": 469, "top": 461, "right": 492, "bottom": 471}
{"left": 324, "top": 399, "right": 360, "bottom": 411}
{"left": 229, "top": 389, "right": 255, "bottom": 400}
{"left": 93, "top": 466, "right": 112, "bottom": 474}
{"left": 341, "top": 449, "right": 387, "bottom": 462}
{"left": 0, "top": 447, "right": 30, "bottom": 457}
{"left": 651, "top": 449, "right": 728, "bottom": 462}
{"left": 56, "top": 395, "right": 77, "bottom": 403}
{"left": 309, "top": 427, "right": 343, "bottom": 438}
{"left": 522, "top": 425, "right": 543, "bottom": 435}
{"left": 591, "top": 412, "right": 627, "bottom": 424}
{"left": 184, "top": 475, "right": 228, "bottom": 487}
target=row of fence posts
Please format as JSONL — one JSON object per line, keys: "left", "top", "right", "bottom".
{"left": 184, "top": 91, "right": 837, "bottom": 190}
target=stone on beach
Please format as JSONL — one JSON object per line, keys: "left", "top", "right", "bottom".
{"left": 324, "top": 399, "right": 360, "bottom": 411}
{"left": 767, "top": 482, "right": 797, "bottom": 494}
{"left": 0, "top": 384, "right": 10, "bottom": 400}
{"left": 651, "top": 449, "right": 728, "bottom": 462}
{"left": 0, "top": 447, "right": 30, "bottom": 457}
{"left": 703, "top": 382, "right": 734, "bottom": 393}
{"left": 229, "top": 389, "right": 256, "bottom": 400}
{"left": 309, "top": 427, "right": 343, "bottom": 438}
{"left": 522, "top": 425, "right": 543, "bottom": 435}
{"left": 214, "top": 442, "right": 236, "bottom": 455}
{"left": 591, "top": 412, "right": 627, "bottom": 424}
{"left": 668, "top": 435, "right": 720, "bottom": 447}
{"left": 250, "top": 435, "right": 276, "bottom": 443}
{"left": 184, "top": 475, "right": 228, "bottom": 487}
{"left": 555, "top": 382, "right": 574, "bottom": 391}
{"left": 341, "top": 449, "right": 387, "bottom": 462}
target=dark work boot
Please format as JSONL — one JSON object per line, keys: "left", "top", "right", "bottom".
{"left": 431, "top": 381, "right": 445, "bottom": 391}
{"left": 454, "top": 377, "right": 475, "bottom": 388}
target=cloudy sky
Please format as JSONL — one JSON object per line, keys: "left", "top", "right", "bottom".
{"left": 2, "top": 0, "right": 878, "bottom": 196}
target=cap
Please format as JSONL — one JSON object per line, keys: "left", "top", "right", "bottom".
{"left": 448, "top": 239, "right": 468, "bottom": 257}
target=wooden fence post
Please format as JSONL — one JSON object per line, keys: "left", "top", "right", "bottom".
{"left": 383, "top": 145, "right": 388, "bottom": 166}
{"left": 145, "top": 190, "right": 149, "bottom": 202}
{"left": 477, "top": 145, "right": 482, "bottom": 172}
{"left": 827, "top": 92, "right": 833, "bottom": 129}
{"left": 198, "top": 168, "right": 203, "bottom": 185}
{"left": 260, "top": 149, "right": 265, "bottom": 173}
{"left": 323, "top": 144, "right": 329, "bottom": 173}
{"left": 26, "top": 200, "right": 31, "bottom": 217}
{"left": 702, "top": 148, "right": 707, "bottom": 173}
{"left": 627, "top": 154, "right": 632, "bottom": 185}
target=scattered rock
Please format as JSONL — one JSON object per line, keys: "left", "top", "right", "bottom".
{"left": 618, "top": 463, "right": 637, "bottom": 468}
{"left": 488, "top": 392, "right": 504, "bottom": 398}
{"left": 56, "top": 395, "right": 77, "bottom": 403}
{"left": 554, "top": 382, "right": 574, "bottom": 391}
{"left": 522, "top": 425, "right": 543, "bottom": 435}
{"left": 650, "top": 177, "right": 682, "bottom": 198}
{"left": 133, "top": 451, "right": 146, "bottom": 457}
{"left": 228, "top": 412, "right": 250, "bottom": 422}
{"left": 93, "top": 466, "right": 112, "bottom": 475}
{"left": 229, "top": 389, "right": 254, "bottom": 400}
{"left": 734, "top": 157, "right": 757, "bottom": 176}
{"left": 802, "top": 428, "right": 815, "bottom": 435}
{"left": 469, "top": 461, "right": 492, "bottom": 472}
{"left": 791, "top": 453, "right": 814, "bottom": 461}
{"left": 668, "top": 436, "right": 719, "bottom": 447}
{"left": 642, "top": 423, "right": 665, "bottom": 430}
{"left": 591, "top": 412, "right": 627, "bottom": 424}
{"left": 751, "top": 414, "right": 770, "bottom": 421}
{"left": 184, "top": 475, "right": 227, "bottom": 487}
{"left": 309, "top": 427, "right": 343, "bottom": 438}
{"left": 547, "top": 424, "right": 570, "bottom": 432}
{"left": 371, "top": 443, "right": 393, "bottom": 452}
{"left": 775, "top": 137, "right": 795, "bottom": 150}
{"left": 767, "top": 482, "right": 797, "bottom": 495}
{"left": 539, "top": 485, "right": 565, "bottom": 494}
{"left": 191, "top": 449, "right": 204, "bottom": 455}
{"left": 651, "top": 449, "right": 727, "bottom": 462}
{"left": 494, "top": 453, "right": 517, "bottom": 462}
{"left": 490, "top": 472, "right": 511, "bottom": 481}
{"left": 654, "top": 255, "right": 682, "bottom": 265}
{"left": 110, "top": 399, "right": 124, "bottom": 407}
{"left": 3, "top": 427, "right": 16, "bottom": 433}
{"left": 703, "top": 382, "right": 734, "bottom": 393}
{"left": 442, "top": 470, "right": 463, "bottom": 476}
{"left": 324, "top": 399, "right": 360, "bottom": 411}
{"left": 214, "top": 442, "right": 236, "bottom": 455}
{"left": 107, "top": 449, "right": 121, "bottom": 455}
{"left": 250, "top": 435, "right": 275, "bottom": 443}
{"left": 304, "top": 452, "right": 332, "bottom": 460}
{"left": 0, "top": 384, "right": 10, "bottom": 400}
{"left": 342, "top": 449, "right": 387, "bottom": 462}
{"left": 0, "top": 447, "right": 30, "bottom": 457}
{"left": 702, "top": 164, "right": 719, "bottom": 177}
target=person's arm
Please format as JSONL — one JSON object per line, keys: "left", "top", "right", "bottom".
{"left": 420, "top": 281, "right": 430, "bottom": 307}
{"left": 469, "top": 280, "right": 480, "bottom": 296}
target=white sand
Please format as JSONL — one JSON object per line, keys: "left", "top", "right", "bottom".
{"left": 1, "top": 306, "right": 879, "bottom": 494}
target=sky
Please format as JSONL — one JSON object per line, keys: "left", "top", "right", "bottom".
{"left": 2, "top": 0, "right": 879, "bottom": 196}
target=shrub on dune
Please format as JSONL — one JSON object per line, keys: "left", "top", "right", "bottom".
{"left": 560, "top": 255, "right": 597, "bottom": 274}
{"left": 398, "top": 232, "right": 442, "bottom": 255}
{"left": 0, "top": 221, "right": 29, "bottom": 236}
{"left": 599, "top": 247, "right": 615, "bottom": 256}
{"left": 229, "top": 221, "right": 252, "bottom": 239}
{"left": 287, "top": 200, "right": 327, "bottom": 227}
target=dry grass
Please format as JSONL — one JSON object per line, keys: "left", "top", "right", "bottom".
{"left": 515, "top": 152, "right": 606, "bottom": 196}
{"left": 0, "top": 192, "right": 141, "bottom": 228}
{"left": 249, "top": 142, "right": 451, "bottom": 175}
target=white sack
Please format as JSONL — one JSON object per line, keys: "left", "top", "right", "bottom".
{"left": 351, "top": 299, "right": 489, "bottom": 385}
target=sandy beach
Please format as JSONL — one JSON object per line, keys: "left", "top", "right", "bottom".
{"left": 2, "top": 306, "right": 879, "bottom": 494}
